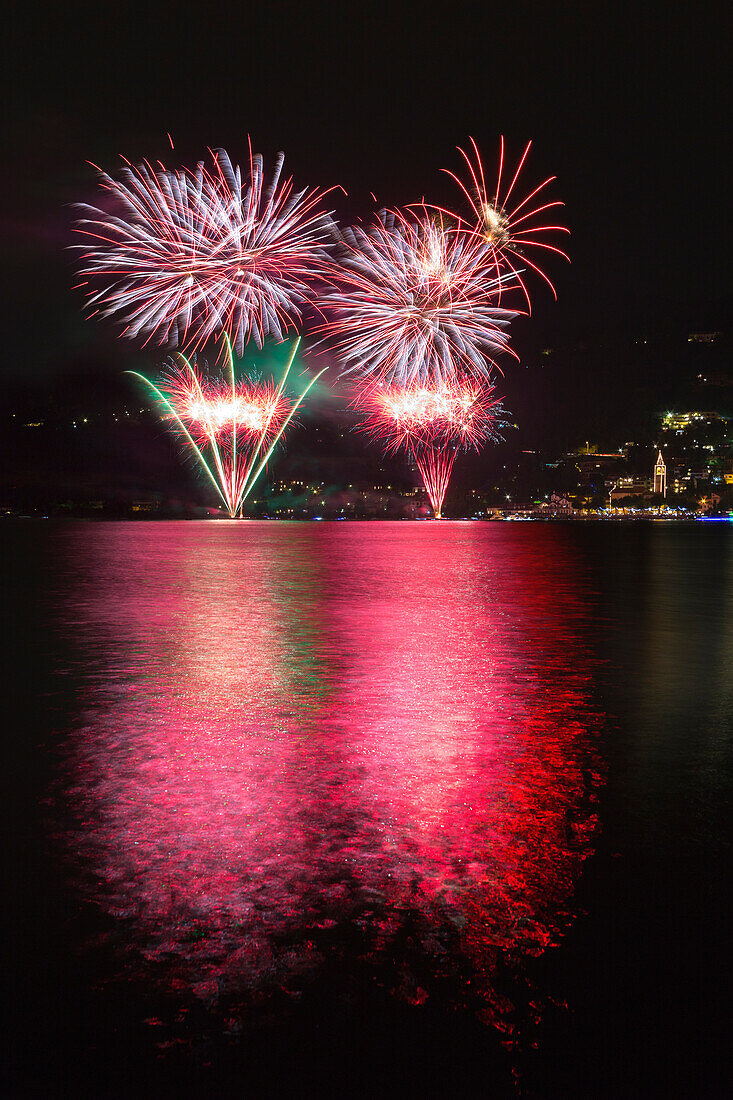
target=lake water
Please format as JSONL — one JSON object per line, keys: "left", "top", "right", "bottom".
{"left": 4, "top": 521, "right": 731, "bottom": 1097}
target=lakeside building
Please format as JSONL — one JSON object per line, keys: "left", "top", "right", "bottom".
{"left": 653, "top": 451, "right": 667, "bottom": 496}
{"left": 609, "top": 480, "right": 648, "bottom": 504}
{"left": 609, "top": 452, "right": 667, "bottom": 502}
{"left": 543, "top": 493, "right": 574, "bottom": 515}
{"left": 502, "top": 495, "right": 575, "bottom": 518}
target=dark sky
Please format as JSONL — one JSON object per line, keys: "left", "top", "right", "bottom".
{"left": 2, "top": 1, "right": 731, "bottom": 391}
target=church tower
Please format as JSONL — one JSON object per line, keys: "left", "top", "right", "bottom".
{"left": 653, "top": 449, "right": 667, "bottom": 496}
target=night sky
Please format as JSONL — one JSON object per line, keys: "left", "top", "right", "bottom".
{"left": 3, "top": 1, "right": 732, "bottom": 447}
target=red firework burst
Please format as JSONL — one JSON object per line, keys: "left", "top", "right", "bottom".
{"left": 442, "top": 137, "right": 569, "bottom": 310}
{"left": 360, "top": 380, "right": 504, "bottom": 519}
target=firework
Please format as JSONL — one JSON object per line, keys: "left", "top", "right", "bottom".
{"left": 323, "top": 209, "right": 517, "bottom": 387}
{"left": 442, "top": 137, "right": 569, "bottom": 309}
{"left": 75, "top": 146, "right": 336, "bottom": 354}
{"left": 360, "top": 380, "right": 504, "bottom": 519}
{"left": 129, "top": 337, "right": 326, "bottom": 517}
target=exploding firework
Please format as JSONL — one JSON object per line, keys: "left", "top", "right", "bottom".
{"left": 360, "top": 380, "right": 504, "bottom": 519}
{"left": 75, "top": 146, "right": 336, "bottom": 354}
{"left": 323, "top": 209, "right": 517, "bottom": 387}
{"left": 129, "top": 337, "right": 326, "bottom": 517}
{"left": 442, "top": 137, "right": 569, "bottom": 309}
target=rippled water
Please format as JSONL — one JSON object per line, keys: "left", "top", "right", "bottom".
{"left": 5, "top": 521, "right": 732, "bottom": 1096}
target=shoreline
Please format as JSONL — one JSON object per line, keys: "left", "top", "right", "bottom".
{"left": 3, "top": 514, "right": 731, "bottom": 524}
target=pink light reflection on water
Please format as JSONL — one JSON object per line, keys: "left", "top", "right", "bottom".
{"left": 56, "top": 521, "right": 602, "bottom": 1030}
{"left": 325, "top": 524, "right": 601, "bottom": 1023}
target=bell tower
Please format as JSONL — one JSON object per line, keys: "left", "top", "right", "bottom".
{"left": 653, "top": 449, "right": 667, "bottom": 496}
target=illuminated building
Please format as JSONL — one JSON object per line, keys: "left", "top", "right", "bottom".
{"left": 545, "top": 493, "right": 574, "bottom": 515}
{"left": 661, "top": 411, "right": 725, "bottom": 431}
{"left": 653, "top": 450, "right": 667, "bottom": 496}
{"left": 687, "top": 331, "right": 721, "bottom": 344}
{"left": 609, "top": 478, "right": 648, "bottom": 504}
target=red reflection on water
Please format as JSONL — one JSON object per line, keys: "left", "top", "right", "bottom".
{"left": 325, "top": 525, "right": 601, "bottom": 1027}
{"left": 57, "top": 522, "right": 601, "bottom": 1033}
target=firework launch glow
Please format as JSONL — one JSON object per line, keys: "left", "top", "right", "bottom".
{"left": 129, "top": 337, "right": 326, "bottom": 517}
{"left": 75, "top": 146, "right": 336, "bottom": 354}
{"left": 323, "top": 209, "right": 517, "bottom": 388}
{"left": 361, "top": 381, "right": 504, "bottom": 518}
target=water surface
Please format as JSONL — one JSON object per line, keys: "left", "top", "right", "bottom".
{"left": 4, "top": 521, "right": 731, "bottom": 1096}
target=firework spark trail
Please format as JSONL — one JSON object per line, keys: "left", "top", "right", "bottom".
{"left": 413, "top": 447, "right": 457, "bottom": 521}
{"left": 160, "top": 351, "right": 289, "bottom": 503}
{"left": 129, "top": 338, "right": 326, "bottom": 517}
{"left": 323, "top": 208, "right": 518, "bottom": 387}
{"left": 440, "top": 136, "right": 569, "bottom": 310}
{"left": 75, "top": 146, "right": 337, "bottom": 354}
{"left": 360, "top": 380, "right": 504, "bottom": 518}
